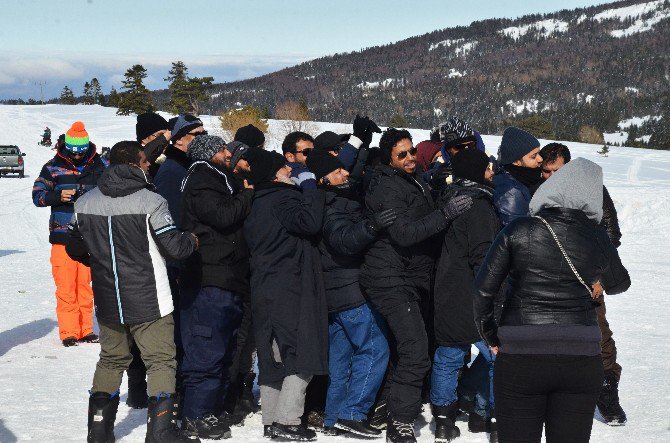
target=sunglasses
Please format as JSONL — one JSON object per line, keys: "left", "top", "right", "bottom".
{"left": 296, "top": 148, "right": 313, "bottom": 156}
{"left": 396, "top": 147, "right": 418, "bottom": 160}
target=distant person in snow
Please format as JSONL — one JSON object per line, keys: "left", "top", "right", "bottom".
{"left": 41, "top": 126, "right": 52, "bottom": 145}
{"left": 474, "top": 158, "right": 630, "bottom": 443}
{"left": 31, "top": 121, "right": 106, "bottom": 347}
{"left": 540, "top": 142, "right": 627, "bottom": 426}
{"left": 66, "top": 141, "right": 198, "bottom": 443}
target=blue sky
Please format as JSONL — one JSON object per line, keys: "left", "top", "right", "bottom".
{"left": 0, "top": 0, "right": 613, "bottom": 100}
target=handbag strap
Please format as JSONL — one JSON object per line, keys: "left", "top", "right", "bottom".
{"left": 533, "top": 215, "right": 592, "bottom": 296}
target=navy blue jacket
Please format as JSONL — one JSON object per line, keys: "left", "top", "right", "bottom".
{"left": 493, "top": 170, "right": 531, "bottom": 227}
{"left": 154, "top": 144, "right": 191, "bottom": 228}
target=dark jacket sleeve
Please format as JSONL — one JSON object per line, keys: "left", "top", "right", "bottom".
{"left": 474, "top": 227, "right": 514, "bottom": 348}
{"left": 337, "top": 142, "right": 358, "bottom": 171}
{"left": 380, "top": 181, "right": 447, "bottom": 247}
{"left": 596, "top": 229, "right": 631, "bottom": 295}
{"left": 466, "top": 202, "right": 500, "bottom": 277}
{"left": 600, "top": 186, "right": 622, "bottom": 248}
{"left": 150, "top": 199, "right": 197, "bottom": 261}
{"left": 32, "top": 164, "right": 62, "bottom": 207}
{"left": 65, "top": 216, "right": 90, "bottom": 266}
{"left": 188, "top": 187, "right": 253, "bottom": 231}
{"left": 494, "top": 181, "right": 529, "bottom": 227}
{"left": 275, "top": 189, "right": 326, "bottom": 236}
{"left": 347, "top": 146, "right": 370, "bottom": 194}
{"left": 323, "top": 206, "right": 376, "bottom": 256}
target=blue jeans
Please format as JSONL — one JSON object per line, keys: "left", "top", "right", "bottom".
{"left": 180, "top": 286, "right": 242, "bottom": 419}
{"left": 430, "top": 341, "right": 495, "bottom": 417}
{"left": 324, "top": 303, "right": 389, "bottom": 427}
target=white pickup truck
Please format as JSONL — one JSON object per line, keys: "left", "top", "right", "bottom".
{"left": 0, "top": 145, "right": 26, "bottom": 178}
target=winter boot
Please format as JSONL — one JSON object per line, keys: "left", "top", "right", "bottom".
{"left": 263, "top": 425, "right": 276, "bottom": 439}
{"left": 335, "top": 419, "right": 382, "bottom": 437}
{"left": 369, "top": 399, "right": 389, "bottom": 430}
{"left": 386, "top": 419, "right": 416, "bottom": 443}
{"left": 183, "top": 413, "right": 231, "bottom": 440}
{"left": 145, "top": 394, "right": 197, "bottom": 443}
{"left": 597, "top": 372, "right": 627, "bottom": 425}
{"left": 218, "top": 410, "right": 245, "bottom": 427}
{"left": 468, "top": 413, "right": 497, "bottom": 439}
{"left": 63, "top": 337, "right": 79, "bottom": 347}
{"left": 126, "top": 370, "right": 148, "bottom": 409}
{"left": 87, "top": 391, "right": 119, "bottom": 443}
{"left": 272, "top": 422, "right": 317, "bottom": 441}
{"left": 237, "top": 371, "right": 258, "bottom": 416}
{"left": 80, "top": 333, "right": 100, "bottom": 343}
{"left": 432, "top": 404, "right": 460, "bottom": 442}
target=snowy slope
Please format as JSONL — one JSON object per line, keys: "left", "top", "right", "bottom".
{"left": 0, "top": 105, "right": 669, "bottom": 442}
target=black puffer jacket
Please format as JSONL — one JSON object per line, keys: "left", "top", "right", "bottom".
{"left": 434, "top": 181, "right": 500, "bottom": 346}
{"left": 319, "top": 190, "right": 376, "bottom": 313}
{"left": 360, "top": 165, "right": 446, "bottom": 307}
{"left": 180, "top": 161, "right": 253, "bottom": 294}
{"left": 601, "top": 186, "right": 622, "bottom": 248}
{"left": 474, "top": 207, "right": 631, "bottom": 347}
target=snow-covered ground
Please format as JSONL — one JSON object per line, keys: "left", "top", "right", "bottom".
{"left": 0, "top": 104, "right": 669, "bottom": 442}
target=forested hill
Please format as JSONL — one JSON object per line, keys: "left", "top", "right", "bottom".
{"left": 188, "top": 0, "right": 670, "bottom": 146}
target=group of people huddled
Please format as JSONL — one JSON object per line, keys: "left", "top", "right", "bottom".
{"left": 32, "top": 112, "right": 630, "bottom": 443}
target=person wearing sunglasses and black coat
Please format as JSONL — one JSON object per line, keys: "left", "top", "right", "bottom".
{"left": 360, "top": 128, "right": 473, "bottom": 443}
{"left": 474, "top": 158, "right": 631, "bottom": 443}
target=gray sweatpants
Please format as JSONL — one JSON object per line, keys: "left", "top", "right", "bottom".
{"left": 261, "top": 374, "right": 313, "bottom": 426}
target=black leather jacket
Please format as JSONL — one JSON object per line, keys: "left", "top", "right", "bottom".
{"left": 474, "top": 207, "right": 630, "bottom": 347}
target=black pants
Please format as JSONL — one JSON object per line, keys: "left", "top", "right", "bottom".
{"left": 495, "top": 353, "right": 603, "bottom": 443}
{"left": 375, "top": 299, "right": 431, "bottom": 423}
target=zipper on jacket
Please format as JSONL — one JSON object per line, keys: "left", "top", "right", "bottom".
{"left": 108, "top": 216, "right": 124, "bottom": 324}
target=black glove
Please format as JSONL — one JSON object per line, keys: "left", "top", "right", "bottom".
{"left": 366, "top": 208, "right": 398, "bottom": 233}
{"left": 440, "top": 194, "right": 473, "bottom": 221}
{"left": 353, "top": 114, "right": 382, "bottom": 146}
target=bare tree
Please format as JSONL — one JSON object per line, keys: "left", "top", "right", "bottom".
{"left": 274, "top": 100, "right": 316, "bottom": 139}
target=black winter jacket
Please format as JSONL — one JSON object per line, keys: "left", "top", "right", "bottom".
{"left": 474, "top": 207, "right": 631, "bottom": 347}
{"left": 434, "top": 181, "right": 500, "bottom": 346}
{"left": 319, "top": 190, "right": 376, "bottom": 313}
{"left": 601, "top": 186, "right": 622, "bottom": 248}
{"left": 180, "top": 161, "right": 253, "bottom": 295}
{"left": 244, "top": 183, "right": 328, "bottom": 385}
{"left": 67, "top": 165, "right": 197, "bottom": 325}
{"left": 154, "top": 144, "right": 191, "bottom": 228}
{"left": 360, "top": 165, "right": 446, "bottom": 307}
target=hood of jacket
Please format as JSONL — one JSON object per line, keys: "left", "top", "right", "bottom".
{"left": 98, "top": 164, "right": 152, "bottom": 198}
{"left": 529, "top": 157, "right": 603, "bottom": 223}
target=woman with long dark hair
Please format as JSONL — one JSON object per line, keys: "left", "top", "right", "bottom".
{"left": 474, "top": 158, "right": 630, "bottom": 442}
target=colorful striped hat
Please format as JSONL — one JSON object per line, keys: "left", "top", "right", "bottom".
{"left": 64, "top": 121, "right": 90, "bottom": 154}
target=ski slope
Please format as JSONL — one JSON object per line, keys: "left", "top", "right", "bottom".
{"left": 0, "top": 104, "right": 668, "bottom": 442}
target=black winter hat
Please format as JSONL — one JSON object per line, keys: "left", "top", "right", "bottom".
{"left": 234, "top": 124, "right": 265, "bottom": 148}
{"left": 452, "top": 148, "right": 491, "bottom": 185}
{"left": 306, "top": 149, "right": 344, "bottom": 181}
{"left": 314, "top": 131, "right": 347, "bottom": 152}
{"left": 227, "top": 141, "right": 250, "bottom": 170}
{"left": 136, "top": 112, "right": 169, "bottom": 142}
{"left": 437, "top": 116, "right": 477, "bottom": 149}
{"left": 187, "top": 135, "right": 226, "bottom": 162}
{"left": 247, "top": 149, "right": 286, "bottom": 184}
{"left": 498, "top": 127, "right": 540, "bottom": 165}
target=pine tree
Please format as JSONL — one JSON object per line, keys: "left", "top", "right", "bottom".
{"left": 83, "top": 81, "right": 94, "bottom": 105}
{"left": 389, "top": 112, "right": 409, "bottom": 128}
{"left": 90, "top": 78, "right": 103, "bottom": 104}
{"left": 59, "top": 86, "right": 76, "bottom": 105}
{"left": 165, "top": 61, "right": 214, "bottom": 115}
{"left": 116, "top": 64, "right": 153, "bottom": 116}
{"left": 598, "top": 145, "right": 609, "bottom": 157}
{"left": 107, "top": 86, "right": 121, "bottom": 107}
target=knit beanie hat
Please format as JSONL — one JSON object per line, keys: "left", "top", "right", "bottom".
{"left": 234, "top": 124, "right": 265, "bottom": 148}
{"left": 306, "top": 149, "right": 345, "bottom": 181}
{"left": 227, "top": 141, "right": 250, "bottom": 170}
{"left": 187, "top": 135, "right": 226, "bottom": 162}
{"left": 136, "top": 112, "right": 169, "bottom": 142}
{"left": 415, "top": 140, "right": 443, "bottom": 170}
{"left": 247, "top": 149, "right": 287, "bottom": 184}
{"left": 64, "top": 121, "right": 90, "bottom": 154}
{"left": 452, "top": 148, "right": 491, "bottom": 185}
{"left": 171, "top": 114, "right": 203, "bottom": 142}
{"left": 314, "top": 131, "right": 347, "bottom": 152}
{"left": 498, "top": 127, "right": 540, "bottom": 165}
{"left": 437, "top": 116, "right": 477, "bottom": 149}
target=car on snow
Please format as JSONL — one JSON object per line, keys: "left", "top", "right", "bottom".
{"left": 0, "top": 145, "right": 26, "bottom": 178}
